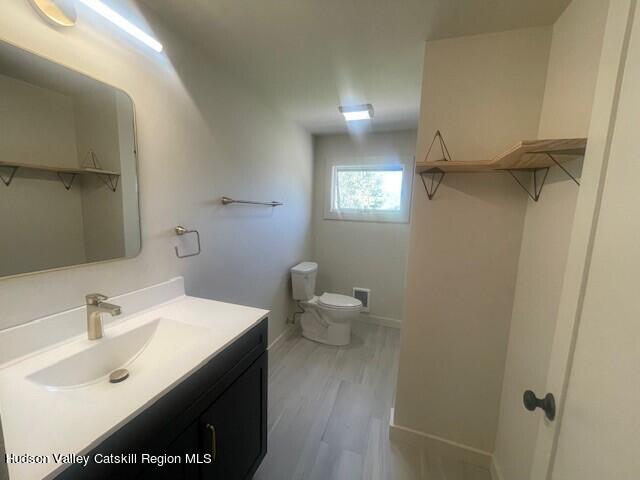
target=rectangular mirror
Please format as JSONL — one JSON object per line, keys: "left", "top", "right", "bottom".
{"left": 0, "top": 41, "right": 141, "bottom": 278}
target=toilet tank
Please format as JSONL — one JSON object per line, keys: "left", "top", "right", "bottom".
{"left": 291, "top": 262, "right": 317, "bottom": 301}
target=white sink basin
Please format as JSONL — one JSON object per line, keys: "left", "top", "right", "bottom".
{"left": 0, "top": 278, "right": 270, "bottom": 480}
{"left": 27, "top": 318, "right": 207, "bottom": 390}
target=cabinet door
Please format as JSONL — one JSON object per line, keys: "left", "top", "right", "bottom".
{"left": 200, "top": 352, "right": 267, "bottom": 480}
{"left": 137, "top": 422, "right": 200, "bottom": 480}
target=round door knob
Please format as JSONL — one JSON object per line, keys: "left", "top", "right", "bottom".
{"left": 523, "top": 390, "right": 556, "bottom": 421}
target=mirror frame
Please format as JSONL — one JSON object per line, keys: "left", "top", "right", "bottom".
{"left": 0, "top": 39, "right": 143, "bottom": 281}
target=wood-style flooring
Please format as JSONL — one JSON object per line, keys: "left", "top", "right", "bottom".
{"left": 254, "top": 320, "right": 491, "bottom": 480}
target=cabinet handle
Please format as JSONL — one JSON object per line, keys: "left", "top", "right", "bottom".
{"left": 206, "top": 423, "right": 217, "bottom": 461}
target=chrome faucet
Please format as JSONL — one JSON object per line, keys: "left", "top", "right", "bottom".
{"left": 86, "top": 293, "right": 122, "bottom": 340}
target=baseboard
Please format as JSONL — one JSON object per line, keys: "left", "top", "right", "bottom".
{"left": 490, "top": 457, "right": 504, "bottom": 480}
{"left": 356, "top": 313, "right": 401, "bottom": 329}
{"left": 268, "top": 323, "right": 297, "bottom": 350}
{"left": 388, "top": 408, "right": 492, "bottom": 468}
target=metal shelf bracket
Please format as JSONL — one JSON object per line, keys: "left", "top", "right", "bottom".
{"left": 424, "top": 130, "right": 452, "bottom": 164}
{"left": 420, "top": 170, "right": 445, "bottom": 200}
{"left": 543, "top": 152, "right": 581, "bottom": 186}
{"left": 0, "top": 166, "right": 18, "bottom": 186}
{"left": 420, "top": 130, "right": 452, "bottom": 200}
{"left": 83, "top": 149, "right": 120, "bottom": 192}
{"left": 57, "top": 172, "right": 77, "bottom": 190}
{"left": 98, "top": 173, "right": 120, "bottom": 192}
{"left": 507, "top": 168, "right": 550, "bottom": 202}
{"left": 508, "top": 152, "right": 581, "bottom": 202}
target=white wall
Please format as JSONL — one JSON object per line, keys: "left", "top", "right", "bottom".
{"left": 394, "top": 26, "right": 552, "bottom": 454}
{"left": 312, "top": 130, "right": 416, "bottom": 323}
{"left": 536, "top": 0, "right": 610, "bottom": 138}
{"left": 0, "top": 1, "right": 313, "bottom": 346}
{"left": 0, "top": 74, "right": 87, "bottom": 276}
{"left": 492, "top": 1, "right": 609, "bottom": 478}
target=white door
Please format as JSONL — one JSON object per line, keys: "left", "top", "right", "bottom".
{"left": 528, "top": 0, "right": 640, "bottom": 477}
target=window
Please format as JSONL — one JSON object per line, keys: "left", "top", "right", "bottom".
{"left": 325, "top": 157, "right": 413, "bottom": 223}
{"left": 334, "top": 165, "right": 403, "bottom": 211}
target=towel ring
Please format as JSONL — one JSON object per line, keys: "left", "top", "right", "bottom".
{"left": 174, "top": 226, "right": 201, "bottom": 258}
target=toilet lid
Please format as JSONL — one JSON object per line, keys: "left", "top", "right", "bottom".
{"left": 318, "top": 293, "right": 362, "bottom": 309}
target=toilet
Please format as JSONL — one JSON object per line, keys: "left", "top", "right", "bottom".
{"left": 291, "top": 262, "right": 362, "bottom": 346}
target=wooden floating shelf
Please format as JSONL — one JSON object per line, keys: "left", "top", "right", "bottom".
{"left": 415, "top": 138, "right": 587, "bottom": 174}
{"left": 0, "top": 160, "right": 120, "bottom": 177}
{"left": 0, "top": 160, "right": 121, "bottom": 191}
{"left": 416, "top": 160, "right": 493, "bottom": 173}
{"left": 416, "top": 138, "right": 587, "bottom": 201}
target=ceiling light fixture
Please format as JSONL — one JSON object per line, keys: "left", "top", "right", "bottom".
{"left": 77, "top": 0, "right": 164, "bottom": 52}
{"left": 339, "top": 104, "right": 374, "bottom": 122}
{"left": 28, "top": 0, "right": 77, "bottom": 27}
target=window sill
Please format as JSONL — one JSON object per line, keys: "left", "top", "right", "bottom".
{"left": 324, "top": 210, "right": 409, "bottom": 224}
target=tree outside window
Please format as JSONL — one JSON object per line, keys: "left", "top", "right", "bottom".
{"left": 334, "top": 166, "right": 403, "bottom": 211}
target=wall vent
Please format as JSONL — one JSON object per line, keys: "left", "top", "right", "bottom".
{"left": 353, "top": 287, "right": 370, "bottom": 313}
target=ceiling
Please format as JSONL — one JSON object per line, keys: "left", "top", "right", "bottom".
{"left": 139, "top": 0, "right": 570, "bottom": 135}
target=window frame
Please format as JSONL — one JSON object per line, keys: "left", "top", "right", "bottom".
{"left": 324, "top": 156, "right": 414, "bottom": 223}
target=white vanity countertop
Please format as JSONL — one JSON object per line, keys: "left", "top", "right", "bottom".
{"left": 0, "top": 278, "right": 269, "bottom": 480}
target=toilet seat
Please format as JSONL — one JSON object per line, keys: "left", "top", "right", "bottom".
{"left": 318, "top": 293, "right": 362, "bottom": 310}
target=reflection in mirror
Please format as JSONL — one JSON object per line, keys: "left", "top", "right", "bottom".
{"left": 0, "top": 41, "right": 141, "bottom": 278}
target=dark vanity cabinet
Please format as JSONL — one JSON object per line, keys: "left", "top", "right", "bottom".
{"left": 58, "top": 318, "right": 268, "bottom": 480}
{"left": 199, "top": 354, "right": 266, "bottom": 479}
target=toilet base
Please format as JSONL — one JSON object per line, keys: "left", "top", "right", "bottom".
{"left": 300, "top": 312, "right": 351, "bottom": 346}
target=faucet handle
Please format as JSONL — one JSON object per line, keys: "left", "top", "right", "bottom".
{"left": 86, "top": 293, "right": 108, "bottom": 305}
